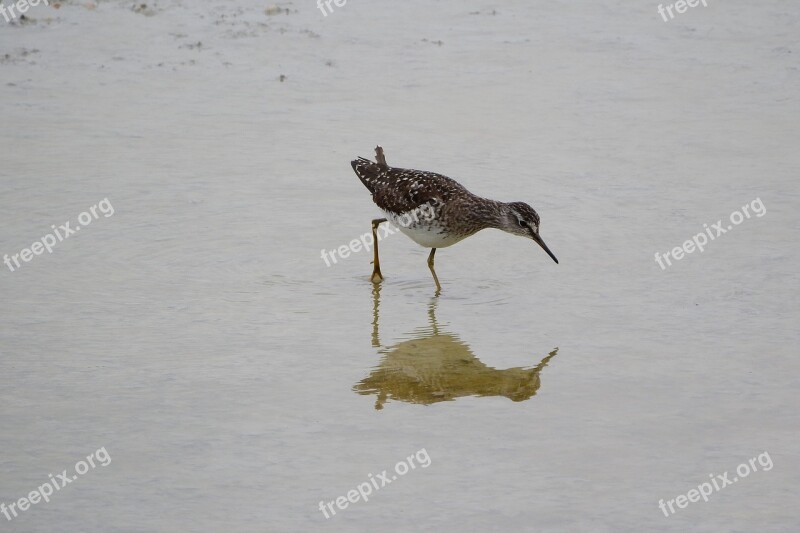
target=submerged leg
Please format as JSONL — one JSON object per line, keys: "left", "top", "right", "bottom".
{"left": 371, "top": 218, "right": 388, "bottom": 283}
{"left": 427, "top": 248, "right": 442, "bottom": 293}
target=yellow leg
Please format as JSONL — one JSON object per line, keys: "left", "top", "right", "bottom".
{"left": 427, "top": 248, "right": 442, "bottom": 293}
{"left": 371, "top": 218, "right": 387, "bottom": 283}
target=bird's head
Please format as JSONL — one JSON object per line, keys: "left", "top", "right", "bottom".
{"left": 503, "top": 201, "right": 558, "bottom": 264}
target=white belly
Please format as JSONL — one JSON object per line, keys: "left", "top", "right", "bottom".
{"left": 385, "top": 212, "right": 467, "bottom": 248}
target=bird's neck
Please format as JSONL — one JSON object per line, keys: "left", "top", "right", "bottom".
{"left": 477, "top": 198, "right": 514, "bottom": 230}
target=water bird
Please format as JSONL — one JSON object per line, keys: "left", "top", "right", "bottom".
{"left": 351, "top": 146, "right": 558, "bottom": 291}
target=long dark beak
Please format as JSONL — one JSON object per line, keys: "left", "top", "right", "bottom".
{"left": 530, "top": 229, "right": 559, "bottom": 264}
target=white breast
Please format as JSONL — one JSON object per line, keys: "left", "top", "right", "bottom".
{"left": 385, "top": 212, "right": 467, "bottom": 248}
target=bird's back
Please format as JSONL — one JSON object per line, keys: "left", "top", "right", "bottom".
{"left": 350, "top": 157, "right": 472, "bottom": 216}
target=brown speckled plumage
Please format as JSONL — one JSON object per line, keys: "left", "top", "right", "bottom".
{"left": 350, "top": 147, "right": 558, "bottom": 290}
{"left": 351, "top": 156, "right": 546, "bottom": 244}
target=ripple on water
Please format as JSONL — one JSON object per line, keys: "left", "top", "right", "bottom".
{"left": 339, "top": 275, "right": 517, "bottom": 306}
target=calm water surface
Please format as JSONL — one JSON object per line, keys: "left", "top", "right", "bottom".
{"left": 1, "top": 1, "right": 798, "bottom": 531}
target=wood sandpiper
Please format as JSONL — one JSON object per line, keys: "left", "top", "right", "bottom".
{"left": 351, "top": 146, "right": 558, "bottom": 291}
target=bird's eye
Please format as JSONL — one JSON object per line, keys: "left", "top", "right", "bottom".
{"left": 517, "top": 219, "right": 526, "bottom": 227}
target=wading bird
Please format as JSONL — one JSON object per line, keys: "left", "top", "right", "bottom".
{"left": 351, "top": 146, "right": 558, "bottom": 291}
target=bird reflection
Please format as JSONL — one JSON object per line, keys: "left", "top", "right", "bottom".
{"left": 355, "top": 284, "right": 558, "bottom": 409}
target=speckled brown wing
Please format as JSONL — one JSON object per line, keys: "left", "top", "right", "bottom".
{"left": 351, "top": 158, "right": 471, "bottom": 216}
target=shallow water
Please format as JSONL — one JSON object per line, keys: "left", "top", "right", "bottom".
{"left": 1, "top": 1, "right": 799, "bottom": 531}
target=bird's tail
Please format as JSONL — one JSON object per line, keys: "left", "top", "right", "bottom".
{"left": 351, "top": 146, "right": 389, "bottom": 194}
{"left": 351, "top": 157, "right": 381, "bottom": 193}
